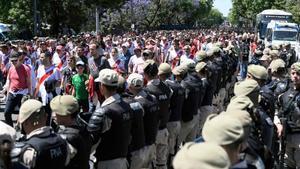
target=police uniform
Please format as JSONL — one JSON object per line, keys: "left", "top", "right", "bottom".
{"left": 126, "top": 73, "right": 158, "bottom": 169}
{"left": 143, "top": 60, "right": 172, "bottom": 169}
{"left": 225, "top": 97, "right": 265, "bottom": 169}
{"left": 17, "top": 99, "right": 69, "bottom": 169}
{"left": 275, "top": 62, "right": 300, "bottom": 168}
{"left": 202, "top": 113, "right": 245, "bottom": 167}
{"left": 119, "top": 74, "right": 147, "bottom": 169}
{"left": 195, "top": 62, "right": 211, "bottom": 135}
{"left": 88, "top": 69, "right": 132, "bottom": 169}
{"left": 158, "top": 63, "right": 184, "bottom": 159}
{"left": 173, "top": 142, "right": 230, "bottom": 169}
{"left": 178, "top": 60, "right": 202, "bottom": 144}
{"left": 50, "top": 95, "right": 90, "bottom": 169}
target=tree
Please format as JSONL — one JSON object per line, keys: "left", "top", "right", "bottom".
{"left": 229, "top": 0, "right": 300, "bottom": 26}
{"left": 200, "top": 8, "right": 224, "bottom": 27}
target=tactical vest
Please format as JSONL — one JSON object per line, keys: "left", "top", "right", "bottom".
{"left": 58, "top": 126, "right": 89, "bottom": 169}
{"left": 181, "top": 74, "right": 201, "bottom": 122}
{"left": 280, "top": 88, "right": 300, "bottom": 132}
{"left": 135, "top": 91, "right": 160, "bottom": 145}
{"left": 122, "top": 95, "right": 146, "bottom": 152}
{"left": 145, "top": 80, "right": 171, "bottom": 129}
{"left": 95, "top": 99, "right": 133, "bottom": 161}
{"left": 165, "top": 80, "right": 185, "bottom": 122}
{"left": 24, "top": 132, "right": 67, "bottom": 169}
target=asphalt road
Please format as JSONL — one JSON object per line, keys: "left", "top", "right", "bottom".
{"left": 0, "top": 101, "right": 18, "bottom": 125}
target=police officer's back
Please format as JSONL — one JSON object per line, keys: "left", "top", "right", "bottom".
{"left": 17, "top": 99, "right": 68, "bottom": 169}
{"left": 143, "top": 60, "right": 172, "bottom": 169}
{"left": 88, "top": 69, "right": 132, "bottom": 169}
{"left": 50, "top": 95, "right": 89, "bottom": 169}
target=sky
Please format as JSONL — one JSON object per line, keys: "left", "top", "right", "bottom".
{"left": 213, "top": 0, "right": 232, "bottom": 17}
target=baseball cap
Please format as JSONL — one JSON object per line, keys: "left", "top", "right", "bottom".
{"left": 268, "top": 59, "right": 285, "bottom": 73}
{"left": 269, "top": 50, "right": 279, "bottom": 58}
{"left": 259, "top": 54, "right": 271, "bottom": 61}
{"left": 76, "top": 60, "right": 85, "bottom": 66}
{"left": 226, "top": 95, "right": 254, "bottom": 112}
{"left": 195, "top": 62, "right": 207, "bottom": 73}
{"left": 202, "top": 114, "right": 244, "bottom": 145}
{"left": 234, "top": 79, "right": 260, "bottom": 105}
{"left": 94, "top": 69, "right": 119, "bottom": 86}
{"left": 182, "top": 59, "right": 195, "bottom": 71}
{"left": 50, "top": 95, "right": 79, "bottom": 116}
{"left": 127, "top": 73, "right": 144, "bottom": 88}
{"left": 234, "top": 79, "right": 259, "bottom": 96}
{"left": 172, "top": 65, "right": 187, "bottom": 76}
{"left": 221, "top": 110, "right": 252, "bottom": 128}
{"left": 173, "top": 142, "right": 230, "bottom": 169}
{"left": 19, "top": 99, "right": 43, "bottom": 123}
{"left": 195, "top": 51, "right": 207, "bottom": 62}
{"left": 247, "top": 64, "right": 268, "bottom": 80}
{"left": 158, "top": 63, "right": 172, "bottom": 75}
{"left": 292, "top": 62, "right": 300, "bottom": 73}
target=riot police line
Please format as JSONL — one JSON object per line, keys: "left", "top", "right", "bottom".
{"left": 0, "top": 32, "right": 299, "bottom": 169}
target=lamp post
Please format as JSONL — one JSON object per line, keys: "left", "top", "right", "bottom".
{"left": 33, "top": 0, "right": 37, "bottom": 36}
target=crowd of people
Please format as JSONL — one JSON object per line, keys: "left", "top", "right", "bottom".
{"left": 0, "top": 29, "right": 298, "bottom": 169}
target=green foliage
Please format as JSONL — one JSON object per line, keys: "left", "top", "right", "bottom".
{"left": 0, "top": 0, "right": 224, "bottom": 35}
{"left": 230, "top": 0, "right": 300, "bottom": 25}
{"left": 200, "top": 8, "right": 224, "bottom": 27}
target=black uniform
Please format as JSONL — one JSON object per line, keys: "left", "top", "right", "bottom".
{"left": 134, "top": 90, "right": 160, "bottom": 146}
{"left": 58, "top": 126, "right": 90, "bottom": 169}
{"left": 122, "top": 94, "right": 146, "bottom": 152}
{"left": 145, "top": 79, "right": 172, "bottom": 130}
{"left": 278, "top": 87, "right": 300, "bottom": 168}
{"left": 20, "top": 128, "right": 68, "bottom": 169}
{"left": 181, "top": 73, "right": 201, "bottom": 122}
{"left": 165, "top": 79, "right": 185, "bottom": 122}
{"left": 88, "top": 94, "right": 133, "bottom": 161}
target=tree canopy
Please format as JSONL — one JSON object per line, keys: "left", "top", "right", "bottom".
{"left": 0, "top": 0, "right": 225, "bottom": 36}
{"left": 229, "top": 0, "right": 300, "bottom": 26}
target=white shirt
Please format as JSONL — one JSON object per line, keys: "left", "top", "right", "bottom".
{"left": 37, "top": 65, "right": 61, "bottom": 105}
{"left": 128, "top": 55, "right": 144, "bottom": 74}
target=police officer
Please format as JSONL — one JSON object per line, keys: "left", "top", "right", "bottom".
{"left": 267, "top": 59, "right": 289, "bottom": 99}
{"left": 50, "top": 95, "right": 90, "bottom": 169}
{"left": 246, "top": 64, "right": 268, "bottom": 87}
{"left": 178, "top": 59, "right": 202, "bottom": 144}
{"left": 126, "top": 73, "right": 159, "bottom": 168}
{"left": 239, "top": 34, "right": 250, "bottom": 80}
{"left": 17, "top": 99, "right": 68, "bottom": 169}
{"left": 226, "top": 96, "right": 266, "bottom": 169}
{"left": 117, "top": 75, "right": 146, "bottom": 169}
{"left": 285, "top": 43, "right": 296, "bottom": 67}
{"left": 276, "top": 62, "right": 300, "bottom": 168}
{"left": 0, "top": 120, "right": 26, "bottom": 169}
{"left": 173, "top": 142, "right": 230, "bottom": 169}
{"left": 158, "top": 63, "right": 185, "bottom": 162}
{"left": 195, "top": 62, "right": 210, "bottom": 135}
{"left": 202, "top": 113, "right": 245, "bottom": 166}
{"left": 143, "top": 59, "right": 172, "bottom": 169}
{"left": 88, "top": 69, "right": 132, "bottom": 169}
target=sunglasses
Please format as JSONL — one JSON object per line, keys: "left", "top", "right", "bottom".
{"left": 76, "top": 66, "right": 84, "bottom": 69}
{"left": 10, "top": 59, "right": 18, "bottom": 62}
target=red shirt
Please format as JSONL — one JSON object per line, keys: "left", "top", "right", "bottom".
{"left": 8, "top": 64, "right": 30, "bottom": 92}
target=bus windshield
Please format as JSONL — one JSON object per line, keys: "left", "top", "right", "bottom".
{"left": 273, "top": 31, "right": 298, "bottom": 41}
